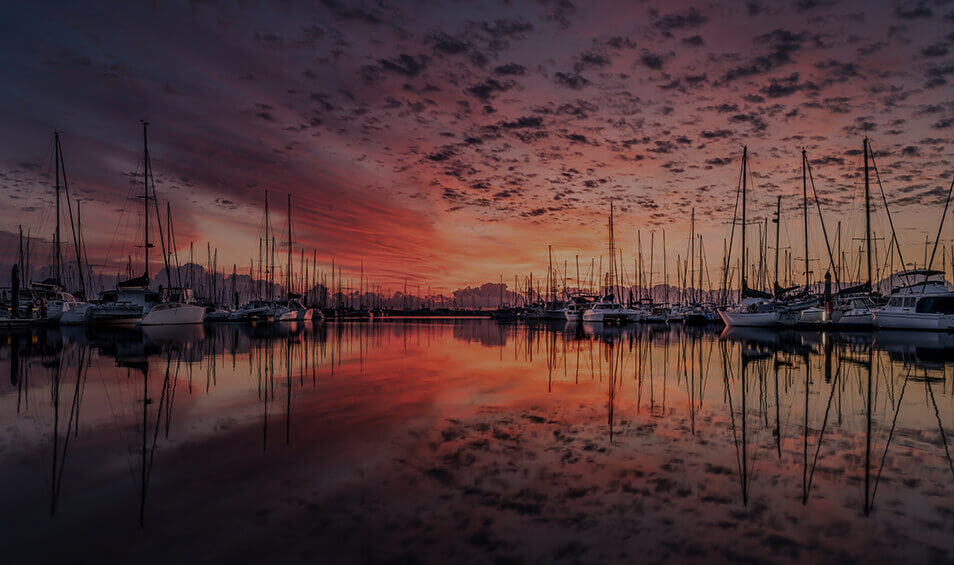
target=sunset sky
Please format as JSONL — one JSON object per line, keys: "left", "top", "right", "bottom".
{"left": 2, "top": 0, "right": 954, "bottom": 293}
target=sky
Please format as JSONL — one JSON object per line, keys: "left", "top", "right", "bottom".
{"left": 1, "top": 0, "right": 954, "bottom": 294}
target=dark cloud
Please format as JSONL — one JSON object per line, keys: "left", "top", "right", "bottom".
{"left": 574, "top": 49, "right": 611, "bottom": 71}
{"left": 480, "top": 18, "right": 534, "bottom": 38}
{"left": 498, "top": 116, "right": 544, "bottom": 129}
{"left": 640, "top": 51, "right": 665, "bottom": 70}
{"left": 700, "top": 129, "right": 734, "bottom": 139}
{"left": 722, "top": 29, "right": 811, "bottom": 82}
{"left": 319, "top": 0, "right": 382, "bottom": 24}
{"left": 606, "top": 36, "right": 637, "bottom": 49}
{"left": 553, "top": 71, "right": 589, "bottom": 89}
{"left": 793, "top": 0, "right": 837, "bottom": 12}
{"left": 494, "top": 63, "right": 526, "bottom": 75}
{"left": 650, "top": 7, "right": 708, "bottom": 32}
{"left": 895, "top": 2, "right": 932, "bottom": 19}
{"left": 922, "top": 43, "right": 949, "bottom": 58}
{"left": 466, "top": 78, "right": 515, "bottom": 101}
{"left": 429, "top": 32, "right": 469, "bottom": 54}
{"left": 681, "top": 35, "right": 705, "bottom": 46}
{"left": 377, "top": 54, "right": 427, "bottom": 77}
{"left": 759, "top": 72, "right": 818, "bottom": 98}
{"left": 933, "top": 117, "right": 954, "bottom": 129}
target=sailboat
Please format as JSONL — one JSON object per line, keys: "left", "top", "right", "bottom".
{"left": 832, "top": 137, "right": 878, "bottom": 327}
{"left": 86, "top": 122, "right": 204, "bottom": 326}
{"left": 582, "top": 203, "right": 639, "bottom": 323}
{"left": 718, "top": 147, "right": 790, "bottom": 327}
{"left": 33, "top": 132, "right": 85, "bottom": 322}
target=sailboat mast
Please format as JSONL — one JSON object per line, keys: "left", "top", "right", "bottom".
{"left": 663, "top": 230, "right": 668, "bottom": 304}
{"left": 689, "top": 208, "right": 695, "bottom": 302}
{"left": 802, "top": 148, "right": 809, "bottom": 292}
{"left": 54, "top": 131, "right": 62, "bottom": 284}
{"left": 741, "top": 146, "right": 748, "bottom": 292}
{"left": 774, "top": 195, "right": 781, "bottom": 289}
{"left": 264, "top": 191, "right": 270, "bottom": 299}
{"left": 142, "top": 122, "right": 150, "bottom": 281}
{"left": 287, "top": 193, "right": 292, "bottom": 299}
{"left": 864, "top": 137, "right": 872, "bottom": 290}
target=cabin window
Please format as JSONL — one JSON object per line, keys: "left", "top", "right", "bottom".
{"left": 917, "top": 297, "right": 954, "bottom": 314}
{"left": 904, "top": 297, "right": 916, "bottom": 308}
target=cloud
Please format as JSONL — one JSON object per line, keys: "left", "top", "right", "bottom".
{"left": 377, "top": 54, "right": 427, "bottom": 77}
{"left": 722, "top": 29, "right": 811, "bottom": 82}
{"left": 650, "top": 7, "right": 708, "bottom": 32}
{"left": 553, "top": 71, "right": 589, "bottom": 89}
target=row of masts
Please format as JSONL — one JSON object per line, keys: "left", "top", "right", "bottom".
{"left": 15, "top": 133, "right": 946, "bottom": 310}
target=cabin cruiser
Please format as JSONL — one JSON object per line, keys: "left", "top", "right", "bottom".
{"left": 229, "top": 300, "right": 273, "bottom": 322}
{"left": 523, "top": 304, "right": 543, "bottom": 320}
{"left": 541, "top": 300, "right": 566, "bottom": 320}
{"left": 563, "top": 295, "right": 594, "bottom": 322}
{"left": 873, "top": 270, "right": 954, "bottom": 330}
{"left": 719, "top": 297, "right": 801, "bottom": 328}
{"left": 833, "top": 296, "right": 876, "bottom": 327}
{"left": 286, "top": 299, "right": 314, "bottom": 321}
{"left": 82, "top": 276, "right": 161, "bottom": 325}
{"left": 30, "top": 280, "right": 82, "bottom": 321}
{"left": 582, "top": 295, "right": 639, "bottom": 323}
{"left": 638, "top": 305, "right": 670, "bottom": 324}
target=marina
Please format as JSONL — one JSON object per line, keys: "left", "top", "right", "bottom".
{"left": 4, "top": 1, "right": 954, "bottom": 562}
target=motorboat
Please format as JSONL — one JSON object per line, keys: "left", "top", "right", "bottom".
{"left": 229, "top": 300, "right": 273, "bottom": 322}
{"left": 582, "top": 295, "right": 638, "bottom": 323}
{"left": 86, "top": 277, "right": 161, "bottom": 326}
{"left": 873, "top": 269, "right": 954, "bottom": 330}
{"left": 563, "top": 295, "right": 594, "bottom": 322}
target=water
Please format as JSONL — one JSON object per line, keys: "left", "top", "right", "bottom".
{"left": 2, "top": 320, "right": 954, "bottom": 563}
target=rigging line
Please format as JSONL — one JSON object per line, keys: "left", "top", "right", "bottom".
{"left": 922, "top": 175, "right": 954, "bottom": 291}
{"left": 870, "top": 367, "right": 909, "bottom": 510}
{"left": 806, "top": 357, "right": 842, "bottom": 499}
{"left": 721, "top": 342, "right": 745, "bottom": 496}
{"left": 723, "top": 153, "right": 744, "bottom": 295}
{"left": 867, "top": 140, "right": 908, "bottom": 279}
{"left": 805, "top": 158, "right": 841, "bottom": 287}
{"left": 926, "top": 377, "right": 954, "bottom": 481}
{"left": 57, "top": 137, "right": 85, "bottom": 294}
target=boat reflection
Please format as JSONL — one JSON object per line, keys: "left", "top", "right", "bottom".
{"left": 1, "top": 319, "right": 953, "bottom": 562}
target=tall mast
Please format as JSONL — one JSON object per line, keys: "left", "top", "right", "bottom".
{"left": 802, "top": 148, "right": 809, "bottom": 292}
{"left": 774, "top": 195, "right": 781, "bottom": 289}
{"left": 54, "top": 131, "right": 62, "bottom": 284}
{"left": 663, "top": 230, "right": 669, "bottom": 304}
{"left": 547, "top": 245, "right": 553, "bottom": 303}
{"left": 741, "top": 146, "right": 748, "bottom": 291}
{"left": 608, "top": 202, "right": 615, "bottom": 297}
{"left": 264, "top": 190, "right": 271, "bottom": 300}
{"left": 689, "top": 208, "right": 695, "bottom": 302}
{"left": 142, "top": 122, "right": 150, "bottom": 281}
{"left": 864, "top": 137, "right": 872, "bottom": 291}
{"left": 287, "top": 193, "right": 292, "bottom": 299}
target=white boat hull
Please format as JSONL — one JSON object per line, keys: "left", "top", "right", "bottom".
{"left": 59, "top": 303, "right": 91, "bottom": 325}
{"left": 719, "top": 310, "right": 782, "bottom": 328}
{"left": 140, "top": 303, "right": 205, "bottom": 326}
{"left": 873, "top": 311, "right": 954, "bottom": 331}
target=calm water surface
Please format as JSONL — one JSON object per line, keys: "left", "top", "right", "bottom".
{"left": 2, "top": 320, "right": 954, "bottom": 563}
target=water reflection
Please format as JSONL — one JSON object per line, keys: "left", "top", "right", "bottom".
{"left": 2, "top": 320, "right": 954, "bottom": 562}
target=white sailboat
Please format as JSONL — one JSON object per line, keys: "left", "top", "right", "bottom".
{"left": 719, "top": 147, "right": 787, "bottom": 328}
